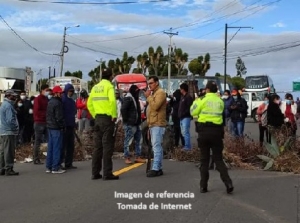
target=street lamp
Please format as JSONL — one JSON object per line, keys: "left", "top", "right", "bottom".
{"left": 223, "top": 23, "right": 252, "bottom": 91}
{"left": 59, "top": 25, "right": 80, "bottom": 77}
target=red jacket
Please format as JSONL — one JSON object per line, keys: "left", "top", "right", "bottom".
{"left": 33, "top": 94, "right": 48, "bottom": 124}
{"left": 76, "top": 97, "right": 91, "bottom": 119}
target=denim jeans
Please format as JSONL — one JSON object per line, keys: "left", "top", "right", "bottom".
{"left": 232, "top": 121, "right": 244, "bottom": 137}
{"left": 46, "top": 129, "right": 63, "bottom": 171}
{"left": 180, "top": 117, "right": 191, "bottom": 150}
{"left": 123, "top": 124, "right": 142, "bottom": 158}
{"left": 150, "top": 126, "right": 165, "bottom": 171}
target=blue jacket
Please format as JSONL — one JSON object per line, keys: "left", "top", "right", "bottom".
{"left": 0, "top": 98, "right": 19, "bottom": 135}
{"left": 224, "top": 96, "right": 233, "bottom": 118}
{"left": 62, "top": 83, "right": 77, "bottom": 127}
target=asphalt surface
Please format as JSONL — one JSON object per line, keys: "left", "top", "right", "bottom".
{"left": 1, "top": 120, "right": 300, "bottom": 223}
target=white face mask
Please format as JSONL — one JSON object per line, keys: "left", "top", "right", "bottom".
{"left": 222, "top": 95, "right": 229, "bottom": 99}
{"left": 18, "top": 103, "right": 23, "bottom": 107}
{"left": 31, "top": 101, "right": 34, "bottom": 105}
{"left": 29, "top": 109, "right": 33, "bottom": 114}
{"left": 20, "top": 95, "right": 26, "bottom": 100}
{"left": 48, "top": 95, "right": 52, "bottom": 100}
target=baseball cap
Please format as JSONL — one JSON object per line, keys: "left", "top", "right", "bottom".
{"left": 231, "top": 90, "right": 238, "bottom": 96}
{"left": 205, "top": 81, "right": 218, "bottom": 93}
{"left": 102, "top": 68, "right": 113, "bottom": 77}
{"left": 5, "top": 89, "right": 18, "bottom": 96}
{"left": 52, "top": 86, "right": 63, "bottom": 94}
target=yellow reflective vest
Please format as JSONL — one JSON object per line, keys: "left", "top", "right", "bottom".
{"left": 87, "top": 79, "right": 117, "bottom": 119}
{"left": 190, "top": 93, "right": 224, "bottom": 125}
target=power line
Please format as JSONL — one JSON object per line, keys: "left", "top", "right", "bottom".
{"left": 0, "top": 15, "right": 55, "bottom": 56}
{"left": 18, "top": 0, "right": 171, "bottom": 5}
{"left": 66, "top": 41, "right": 122, "bottom": 57}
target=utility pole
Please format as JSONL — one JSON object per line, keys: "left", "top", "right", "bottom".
{"left": 163, "top": 27, "right": 178, "bottom": 94}
{"left": 59, "top": 25, "right": 80, "bottom": 77}
{"left": 223, "top": 23, "right": 252, "bottom": 91}
{"left": 59, "top": 27, "right": 67, "bottom": 77}
{"left": 96, "top": 58, "right": 102, "bottom": 81}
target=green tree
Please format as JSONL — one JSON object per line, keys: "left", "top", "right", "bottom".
{"left": 173, "top": 47, "right": 188, "bottom": 76}
{"left": 64, "top": 70, "right": 83, "bottom": 79}
{"left": 188, "top": 58, "right": 201, "bottom": 75}
{"left": 36, "top": 78, "right": 48, "bottom": 91}
{"left": 197, "top": 53, "right": 210, "bottom": 76}
{"left": 188, "top": 53, "right": 210, "bottom": 76}
{"left": 215, "top": 72, "right": 221, "bottom": 77}
{"left": 134, "top": 52, "right": 150, "bottom": 75}
{"left": 148, "top": 46, "right": 166, "bottom": 76}
{"left": 87, "top": 61, "right": 107, "bottom": 88}
{"left": 231, "top": 76, "right": 245, "bottom": 90}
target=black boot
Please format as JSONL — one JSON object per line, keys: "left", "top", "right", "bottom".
{"left": 5, "top": 168, "right": 19, "bottom": 176}
{"left": 0, "top": 169, "right": 5, "bottom": 176}
{"left": 225, "top": 183, "right": 234, "bottom": 194}
{"left": 103, "top": 174, "right": 119, "bottom": 180}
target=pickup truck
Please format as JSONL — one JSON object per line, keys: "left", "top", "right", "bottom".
{"left": 241, "top": 92, "right": 264, "bottom": 122}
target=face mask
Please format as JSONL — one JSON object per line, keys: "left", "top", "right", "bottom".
{"left": 48, "top": 95, "right": 52, "bottom": 100}
{"left": 264, "top": 100, "right": 269, "bottom": 105}
{"left": 20, "top": 95, "right": 26, "bottom": 100}
{"left": 233, "top": 96, "right": 237, "bottom": 100}
{"left": 223, "top": 95, "right": 229, "bottom": 100}
{"left": 18, "top": 103, "right": 23, "bottom": 107}
{"left": 31, "top": 101, "right": 34, "bottom": 105}
{"left": 44, "top": 91, "right": 49, "bottom": 97}
{"left": 29, "top": 109, "right": 33, "bottom": 114}
{"left": 286, "top": 100, "right": 291, "bottom": 105}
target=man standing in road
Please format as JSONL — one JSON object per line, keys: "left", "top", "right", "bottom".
{"left": 190, "top": 81, "right": 233, "bottom": 194}
{"left": 121, "top": 84, "right": 145, "bottom": 164}
{"left": 61, "top": 83, "right": 77, "bottom": 170}
{"left": 46, "top": 86, "right": 66, "bottom": 174}
{"left": 178, "top": 83, "right": 193, "bottom": 151}
{"left": 87, "top": 68, "right": 119, "bottom": 180}
{"left": 0, "top": 90, "right": 19, "bottom": 176}
{"left": 144, "top": 76, "right": 166, "bottom": 177}
{"left": 33, "top": 84, "right": 49, "bottom": 165}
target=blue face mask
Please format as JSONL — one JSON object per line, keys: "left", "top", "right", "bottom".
{"left": 44, "top": 91, "right": 49, "bottom": 97}
{"left": 233, "top": 96, "right": 237, "bottom": 100}
{"left": 264, "top": 100, "right": 269, "bottom": 105}
{"left": 286, "top": 100, "right": 291, "bottom": 105}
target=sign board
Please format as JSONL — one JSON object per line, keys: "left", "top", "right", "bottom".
{"left": 293, "top": 82, "right": 300, "bottom": 91}
{"left": 0, "top": 78, "right": 16, "bottom": 91}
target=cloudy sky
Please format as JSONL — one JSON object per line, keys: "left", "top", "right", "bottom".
{"left": 0, "top": 0, "right": 299, "bottom": 92}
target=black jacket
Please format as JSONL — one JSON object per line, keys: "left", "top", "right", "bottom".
{"left": 267, "top": 102, "right": 284, "bottom": 127}
{"left": 121, "top": 93, "right": 141, "bottom": 126}
{"left": 46, "top": 97, "right": 65, "bottom": 130}
{"left": 178, "top": 93, "right": 193, "bottom": 119}
{"left": 229, "top": 97, "right": 248, "bottom": 122}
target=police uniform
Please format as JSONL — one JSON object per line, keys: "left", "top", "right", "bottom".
{"left": 190, "top": 81, "right": 233, "bottom": 193}
{"left": 87, "top": 68, "right": 119, "bottom": 180}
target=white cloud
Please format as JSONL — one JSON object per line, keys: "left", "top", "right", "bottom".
{"left": 271, "top": 22, "right": 286, "bottom": 28}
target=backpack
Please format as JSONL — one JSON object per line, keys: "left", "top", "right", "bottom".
{"left": 261, "top": 110, "right": 268, "bottom": 127}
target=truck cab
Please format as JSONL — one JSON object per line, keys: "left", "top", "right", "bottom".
{"left": 241, "top": 92, "right": 264, "bottom": 122}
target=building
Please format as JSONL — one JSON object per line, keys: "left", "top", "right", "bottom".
{"left": 0, "top": 66, "right": 36, "bottom": 93}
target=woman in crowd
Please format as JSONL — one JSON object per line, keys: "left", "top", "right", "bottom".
{"left": 280, "top": 93, "right": 298, "bottom": 136}
{"left": 267, "top": 94, "right": 284, "bottom": 130}
{"left": 256, "top": 94, "right": 270, "bottom": 146}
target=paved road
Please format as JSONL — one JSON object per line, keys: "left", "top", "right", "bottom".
{"left": 1, "top": 160, "right": 300, "bottom": 222}
{"left": 1, "top": 120, "right": 300, "bottom": 223}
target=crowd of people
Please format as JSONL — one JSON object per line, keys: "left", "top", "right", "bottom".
{"left": 1, "top": 71, "right": 299, "bottom": 194}
{"left": 0, "top": 84, "right": 92, "bottom": 176}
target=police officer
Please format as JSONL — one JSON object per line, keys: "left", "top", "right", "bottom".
{"left": 190, "top": 81, "right": 233, "bottom": 194}
{"left": 87, "top": 68, "right": 119, "bottom": 181}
